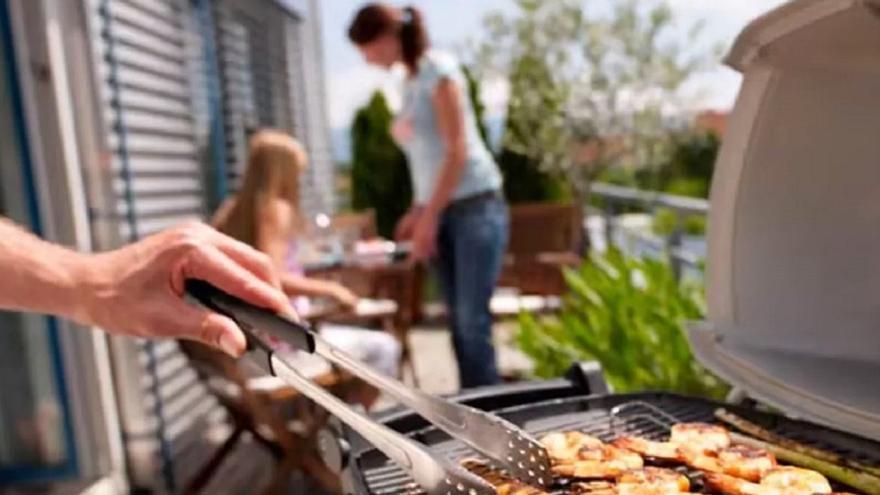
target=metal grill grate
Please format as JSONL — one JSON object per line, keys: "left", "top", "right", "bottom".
{"left": 350, "top": 392, "right": 880, "bottom": 495}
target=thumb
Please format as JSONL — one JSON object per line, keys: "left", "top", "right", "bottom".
{"left": 178, "top": 304, "right": 247, "bottom": 357}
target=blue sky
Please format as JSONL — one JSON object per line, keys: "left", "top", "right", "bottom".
{"left": 320, "top": 0, "right": 789, "bottom": 130}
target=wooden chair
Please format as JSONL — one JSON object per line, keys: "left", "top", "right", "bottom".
{"left": 499, "top": 203, "right": 583, "bottom": 296}
{"left": 177, "top": 340, "right": 350, "bottom": 494}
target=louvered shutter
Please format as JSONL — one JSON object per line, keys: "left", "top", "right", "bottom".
{"left": 90, "top": 0, "right": 226, "bottom": 491}
{"left": 213, "top": 0, "right": 333, "bottom": 218}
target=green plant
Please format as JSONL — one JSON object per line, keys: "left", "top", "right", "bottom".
{"left": 350, "top": 92, "right": 412, "bottom": 238}
{"left": 652, "top": 208, "right": 706, "bottom": 237}
{"left": 462, "top": 64, "right": 491, "bottom": 152}
{"left": 516, "top": 248, "right": 728, "bottom": 398}
{"left": 637, "top": 131, "right": 720, "bottom": 198}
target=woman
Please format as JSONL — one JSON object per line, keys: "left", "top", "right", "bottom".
{"left": 214, "top": 129, "right": 401, "bottom": 379}
{"left": 348, "top": 4, "right": 508, "bottom": 388}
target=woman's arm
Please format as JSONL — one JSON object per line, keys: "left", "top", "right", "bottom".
{"left": 254, "top": 200, "right": 358, "bottom": 309}
{"left": 426, "top": 79, "right": 468, "bottom": 215}
{"left": 280, "top": 274, "right": 357, "bottom": 309}
{"left": 409, "top": 79, "right": 468, "bottom": 260}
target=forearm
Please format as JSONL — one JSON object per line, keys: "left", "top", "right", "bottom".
{"left": 424, "top": 150, "right": 466, "bottom": 215}
{"left": 0, "top": 219, "right": 92, "bottom": 323}
{"left": 280, "top": 273, "right": 341, "bottom": 299}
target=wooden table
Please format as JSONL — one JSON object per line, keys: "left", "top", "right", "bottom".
{"left": 305, "top": 257, "right": 425, "bottom": 386}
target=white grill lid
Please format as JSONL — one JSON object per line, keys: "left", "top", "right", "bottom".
{"left": 691, "top": 0, "right": 880, "bottom": 441}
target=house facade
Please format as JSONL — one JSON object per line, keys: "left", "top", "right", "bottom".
{"left": 0, "top": 0, "right": 333, "bottom": 492}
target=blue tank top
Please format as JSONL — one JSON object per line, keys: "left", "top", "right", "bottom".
{"left": 395, "top": 50, "right": 502, "bottom": 204}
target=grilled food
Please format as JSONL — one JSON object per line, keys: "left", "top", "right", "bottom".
{"left": 551, "top": 443, "right": 645, "bottom": 479}
{"left": 571, "top": 480, "right": 618, "bottom": 495}
{"left": 570, "top": 468, "right": 690, "bottom": 495}
{"left": 460, "top": 458, "right": 550, "bottom": 495}
{"left": 705, "top": 466, "right": 832, "bottom": 495}
{"left": 613, "top": 437, "right": 681, "bottom": 461}
{"left": 613, "top": 422, "right": 731, "bottom": 461}
{"left": 717, "top": 445, "right": 778, "bottom": 481}
{"left": 542, "top": 432, "right": 605, "bottom": 463}
{"left": 613, "top": 423, "right": 777, "bottom": 482}
{"left": 617, "top": 467, "right": 691, "bottom": 495}
{"left": 669, "top": 423, "right": 731, "bottom": 454}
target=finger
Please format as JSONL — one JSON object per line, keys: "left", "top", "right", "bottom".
{"left": 175, "top": 244, "right": 289, "bottom": 313}
{"left": 208, "top": 230, "right": 282, "bottom": 290}
{"left": 171, "top": 302, "right": 246, "bottom": 356}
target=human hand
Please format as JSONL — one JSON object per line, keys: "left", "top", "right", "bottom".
{"left": 394, "top": 208, "right": 420, "bottom": 242}
{"left": 78, "top": 222, "right": 290, "bottom": 356}
{"left": 329, "top": 284, "right": 360, "bottom": 312}
{"left": 409, "top": 210, "right": 439, "bottom": 262}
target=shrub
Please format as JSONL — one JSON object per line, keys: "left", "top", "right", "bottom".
{"left": 350, "top": 92, "right": 412, "bottom": 239}
{"left": 516, "top": 248, "right": 729, "bottom": 398}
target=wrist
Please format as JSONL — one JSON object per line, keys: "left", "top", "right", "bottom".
{"left": 422, "top": 202, "right": 444, "bottom": 218}
{"left": 65, "top": 252, "right": 110, "bottom": 327}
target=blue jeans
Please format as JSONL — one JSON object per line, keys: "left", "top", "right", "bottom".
{"left": 435, "top": 193, "right": 509, "bottom": 388}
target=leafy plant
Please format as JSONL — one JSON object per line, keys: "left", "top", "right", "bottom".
{"left": 636, "top": 131, "right": 720, "bottom": 198}
{"left": 652, "top": 208, "right": 706, "bottom": 237}
{"left": 350, "top": 92, "right": 412, "bottom": 238}
{"left": 516, "top": 248, "right": 728, "bottom": 398}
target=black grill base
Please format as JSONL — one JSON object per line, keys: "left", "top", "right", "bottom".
{"left": 344, "top": 390, "right": 880, "bottom": 495}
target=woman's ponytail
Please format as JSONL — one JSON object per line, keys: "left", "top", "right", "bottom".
{"left": 399, "top": 6, "right": 428, "bottom": 74}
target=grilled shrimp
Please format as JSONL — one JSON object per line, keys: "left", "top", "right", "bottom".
{"left": 717, "top": 445, "right": 777, "bottom": 481}
{"left": 704, "top": 467, "right": 832, "bottom": 495}
{"left": 541, "top": 431, "right": 605, "bottom": 463}
{"left": 552, "top": 444, "right": 645, "bottom": 479}
{"left": 703, "top": 472, "right": 769, "bottom": 495}
{"left": 761, "top": 467, "right": 832, "bottom": 494}
{"left": 571, "top": 481, "right": 618, "bottom": 495}
{"left": 571, "top": 468, "right": 690, "bottom": 495}
{"left": 617, "top": 467, "right": 691, "bottom": 495}
{"left": 612, "top": 437, "right": 680, "bottom": 461}
{"left": 460, "top": 458, "right": 550, "bottom": 495}
{"left": 669, "top": 423, "right": 730, "bottom": 454}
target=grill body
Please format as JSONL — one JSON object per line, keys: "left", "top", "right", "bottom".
{"left": 338, "top": 380, "right": 880, "bottom": 495}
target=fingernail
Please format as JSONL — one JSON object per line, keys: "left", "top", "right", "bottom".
{"left": 219, "top": 332, "right": 242, "bottom": 357}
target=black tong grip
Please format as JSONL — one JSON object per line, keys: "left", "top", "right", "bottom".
{"left": 184, "top": 279, "right": 316, "bottom": 354}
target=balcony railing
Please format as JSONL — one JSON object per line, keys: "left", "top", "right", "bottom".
{"left": 590, "top": 182, "right": 709, "bottom": 279}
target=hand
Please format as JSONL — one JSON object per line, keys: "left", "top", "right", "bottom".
{"left": 394, "top": 208, "right": 421, "bottom": 242}
{"left": 390, "top": 116, "right": 414, "bottom": 144}
{"left": 329, "top": 284, "right": 359, "bottom": 312}
{"left": 78, "top": 222, "right": 290, "bottom": 357}
{"left": 409, "top": 210, "right": 439, "bottom": 262}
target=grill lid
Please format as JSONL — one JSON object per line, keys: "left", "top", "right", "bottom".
{"left": 696, "top": 0, "right": 880, "bottom": 440}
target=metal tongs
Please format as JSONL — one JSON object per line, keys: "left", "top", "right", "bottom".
{"left": 185, "top": 280, "right": 552, "bottom": 494}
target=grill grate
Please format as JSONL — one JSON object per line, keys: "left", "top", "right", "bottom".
{"left": 348, "top": 392, "right": 880, "bottom": 495}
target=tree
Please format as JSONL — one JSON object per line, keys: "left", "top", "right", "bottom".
{"left": 350, "top": 91, "right": 412, "bottom": 238}
{"left": 461, "top": 64, "right": 491, "bottom": 151}
{"left": 496, "top": 55, "right": 568, "bottom": 204}
{"left": 465, "top": 57, "right": 567, "bottom": 204}
{"left": 475, "top": 0, "right": 720, "bottom": 207}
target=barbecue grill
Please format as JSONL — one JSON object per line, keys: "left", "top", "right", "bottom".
{"left": 319, "top": 1, "right": 880, "bottom": 493}
{"left": 326, "top": 367, "right": 880, "bottom": 494}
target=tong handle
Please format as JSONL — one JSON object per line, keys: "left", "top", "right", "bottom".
{"left": 184, "top": 279, "right": 315, "bottom": 353}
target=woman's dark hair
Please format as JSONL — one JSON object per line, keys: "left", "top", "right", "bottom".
{"left": 347, "top": 3, "right": 428, "bottom": 74}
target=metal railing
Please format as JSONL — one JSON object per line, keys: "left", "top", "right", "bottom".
{"left": 590, "top": 183, "right": 709, "bottom": 279}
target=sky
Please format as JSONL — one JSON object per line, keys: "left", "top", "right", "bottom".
{"left": 319, "top": 0, "right": 789, "bottom": 131}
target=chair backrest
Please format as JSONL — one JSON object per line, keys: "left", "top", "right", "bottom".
{"left": 331, "top": 210, "right": 378, "bottom": 240}
{"left": 507, "top": 203, "right": 580, "bottom": 256}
